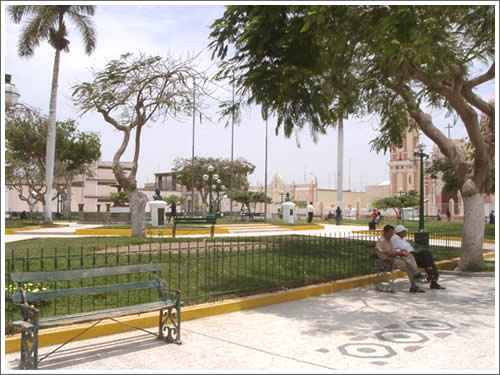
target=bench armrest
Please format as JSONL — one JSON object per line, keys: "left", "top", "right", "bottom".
{"left": 153, "top": 275, "right": 182, "bottom": 304}
{"left": 19, "top": 302, "right": 40, "bottom": 324}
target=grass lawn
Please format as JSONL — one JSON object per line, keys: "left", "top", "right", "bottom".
{"left": 4, "top": 233, "right": 476, "bottom": 323}
{"left": 338, "top": 219, "right": 495, "bottom": 241}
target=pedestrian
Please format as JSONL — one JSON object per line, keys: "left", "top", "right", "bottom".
{"left": 374, "top": 210, "right": 382, "bottom": 224}
{"left": 436, "top": 209, "right": 441, "bottom": 221}
{"left": 335, "top": 206, "right": 342, "bottom": 225}
{"left": 489, "top": 210, "right": 495, "bottom": 225}
{"left": 371, "top": 209, "right": 378, "bottom": 222}
{"left": 167, "top": 201, "right": 176, "bottom": 223}
{"left": 446, "top": 208, "right": 451, "bottom": 222}
{"left": 307, "top": 202, "right": 314, "bottom": 223}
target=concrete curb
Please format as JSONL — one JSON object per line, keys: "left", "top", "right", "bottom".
{"left": 5, "top": 251, "right": 495, "bottom": 354}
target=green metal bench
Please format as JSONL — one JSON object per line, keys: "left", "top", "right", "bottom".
{"left": 8, "top": 263, "right": 182, "bottom": 370}
{"left": 172, "top": 216, "right": 217, "bottom": 238}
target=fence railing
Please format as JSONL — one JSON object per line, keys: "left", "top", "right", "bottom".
{"left": 4, "top": 231, "right": 464, "bottom": 324}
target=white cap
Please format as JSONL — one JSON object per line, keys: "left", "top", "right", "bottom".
{"left": 394, "top": 225, "right": 408, "bottom": 233}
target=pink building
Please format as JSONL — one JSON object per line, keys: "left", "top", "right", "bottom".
{"left": 6, "top": 161, "right": 141, "bottom": 214}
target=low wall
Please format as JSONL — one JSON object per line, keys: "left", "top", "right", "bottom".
{"left": 78, "top": 212, "right": 131, "bottom": 224}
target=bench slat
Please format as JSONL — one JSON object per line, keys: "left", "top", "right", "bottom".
{"left": 10, "top": 264, "right": 162, "bottom": 283}
{"left": 38, "top": 301, "right": 177, "bottom": 328}
{"left": 11, "top": 280, "right": 161, "bottom": 303}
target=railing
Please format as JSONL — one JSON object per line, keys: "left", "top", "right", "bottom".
{"left": 4, "top": 231, "right": 464, "bottom": 325}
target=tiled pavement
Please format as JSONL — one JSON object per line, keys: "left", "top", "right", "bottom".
{"left": 4, "top": 273, "right": 497, "bottom": 372}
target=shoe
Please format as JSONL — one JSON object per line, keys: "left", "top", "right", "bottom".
{"left": 430, "top": 282, "right": 446, "bottom": 290}
{"left": 409, "top": 285, "right": 426, "bottom": 293}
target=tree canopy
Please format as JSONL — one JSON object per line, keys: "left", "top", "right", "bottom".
{"left": 172, "top": 156, "right": 256, "bottom": 209}
{"left": 209, "top": 5, "right": 495, "bottom": 270}
{"left": 73, "top": 52, "right": 206, "bottom": 236}
{"left": 6, "top": 105, "right": 101, "bottom": 216}
{"left": 372, "top": 190, "right": 420, "bottom": 220}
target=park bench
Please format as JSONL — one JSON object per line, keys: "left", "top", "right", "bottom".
{"left": 373, "top": 253, "right": 396, "bottom": 293}
{"left": 172, "top": 216, "right": 217, "bottom": 238}
{"left": 8, "top": 263, "right": 182, "bottom": 370}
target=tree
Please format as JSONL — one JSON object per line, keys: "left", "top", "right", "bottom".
{"left": 9, "top": 5, "right": 97, "bottom": 224}
{"left": 172, "top": 156, "right": 256, "bottom": 213}
{"left": 163, "top": 195, "right": 185, "bottom": 206}
{"left": 209, "top": 5, "right": 495, "bottom": 271}
{"left": 373, "top": 191, "right": 420, "bottom": 221}
{"left": 73, "top": 53, "right": 205, "bottom": 237}
{"left": 6, "top": 104, "right": 101, "bottom": 218}
{"left": 109, "top": 191, "right": 129, "bottom": 207}
{"left": 233, "top": 191, "right": 272, "bottom": 215}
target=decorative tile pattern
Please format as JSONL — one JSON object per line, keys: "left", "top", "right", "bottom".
{"left": 404, "top": 345, "right": 423, "bottom": 352}
{"left": 316, "top": 348, "right": 329, "bottom": 353}
{"left": 406, "top": 319, "right": 455, "bottom": 331}
{"left": 434, "top": 332, "right": 452, "bottom": 339}
{"left": 375, "top": 330, "right": 429, "bottom": 344}
{"left": 338, "top": 343, "right": 397, "bottom": 359}
{"left": 370, "top": 361, "right": 388, "bottom": 366}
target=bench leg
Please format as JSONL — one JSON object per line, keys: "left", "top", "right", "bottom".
{"left": 158, "top": 306, "right": 181, "bottom": 344}
{"left": 210, "top": 225, "right": 214, "bottom": 237}
{"left": 19, "top": 324, "right": 38, "bottom": 369}
{"left": 172, "top": 225, "right": 176, "bottom": 238}
{"left": 375, "top": 265, "right": 395, "bottom": 293}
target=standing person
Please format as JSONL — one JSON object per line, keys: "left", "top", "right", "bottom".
{"left": 489, "top": 210, "right": 495, "bottom": 224}
{"left": 436, "top": 209, "right": 441, "bottom": 221}
{"left": 446, "top": 208, "right": 451, "bottom": 222}
{"left": 167, "top": 200, "right": 176, "bottom": 223}
{"left": 307, "top": 202, "right": 314, "bottom": 223}
{"left": 374, "top": 210, "right": 382, "bottom": 224}
{"left": 376, "top": 225, "right": 425, "bottom": 293}
{"left": 392, "top": 225, "right": 445, "bottom": 290}
{"left": 335, "top": 206, "right": 342, "bottom": 226}
{"left": 371, "top": 209, "right": 378, "bottom": 222}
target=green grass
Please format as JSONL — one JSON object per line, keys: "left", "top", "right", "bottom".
{"left": 339, "top": 219, "right": 495, "bottom": 241}
{"left": 5, "top": 234, "right": 468, "bottom": 324}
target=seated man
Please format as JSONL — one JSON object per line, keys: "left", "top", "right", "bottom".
{"left": 391, "top": 225, "right": 445, "bottom": 290}
{"left": 376, "top": 224, "right": 426, "bottom": 293}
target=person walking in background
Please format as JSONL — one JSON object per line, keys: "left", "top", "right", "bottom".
{"left": 335, "top": 206, "right": 342, "bottom": 226}
{"left": 489, "top": 210, "right": 495, "bottom": 225}
{"left": 167, "top": 201, "right": 176, "bottom": 223}
{"left": 437, "top": 209, "right": 441, "bottom": 221}
{"left": 307, "top": 202, "right": 314, "bottom": 223}
{"left": 446, "top": 208, "right": 451, "bottom": 222}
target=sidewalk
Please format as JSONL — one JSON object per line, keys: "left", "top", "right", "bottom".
{"left": 4, "top": 274, "right": 497, "bottom": 372}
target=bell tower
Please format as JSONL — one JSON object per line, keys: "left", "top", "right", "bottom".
{"left": 388, "top": 129, "right": 420, "bottom": 195}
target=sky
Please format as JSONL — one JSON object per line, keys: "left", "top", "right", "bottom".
{"left": 2, "top": 2, "right": 496, "bottom": 193}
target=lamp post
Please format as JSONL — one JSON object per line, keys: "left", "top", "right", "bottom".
{"left": 203, "top": 165, "right": 218, "bottom": 217}
{"left": 213, "top": 179, "right": 225, "bottom": 216}
{"left": 414, "top": 144, "right": 429, "bottom": 246}
{"left": 5, "top": 74, "right": 21, "bottom": 109}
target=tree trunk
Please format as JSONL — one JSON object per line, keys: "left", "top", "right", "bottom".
{"left": 456, "top": 193, "right": 485, "bottom": 271}
{"left": 43, "top": 49, "right": 61, "bottom": 225}
{"left": 129, "top": 189, "right": 148, "bottom": 237}
{"left": 63, "top": 177, "right": 72, "bottom": 219}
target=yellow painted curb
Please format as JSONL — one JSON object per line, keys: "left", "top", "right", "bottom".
{"left": 5, "top": 251, "right": 493, "bottom": 354}
{"left": 5, "top": 225, "right": 68, "bottom": 235}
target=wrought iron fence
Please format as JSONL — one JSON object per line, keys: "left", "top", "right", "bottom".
{"left": 4, "top": 231, "right": 463, "bottom": 324}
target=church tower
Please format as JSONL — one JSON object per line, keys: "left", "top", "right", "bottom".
{"left": 388, "top": 129, "right": 421, "bottom": 195}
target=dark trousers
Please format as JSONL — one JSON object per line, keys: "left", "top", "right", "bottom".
{"left": 307, "top": 212, "right": 313, "bottom": 223}
{"left": 413, "top": 250, "right": 439, "bottom": 281}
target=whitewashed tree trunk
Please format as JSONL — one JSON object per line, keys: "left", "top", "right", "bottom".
{"left": 43, "top": 49, "right": 61, "bottom": 224}
{"left": 129, "top": 189, "right": 148, "bottom": 237}
{"left": 456, "top": 193, "right": 485, "bottom": 271}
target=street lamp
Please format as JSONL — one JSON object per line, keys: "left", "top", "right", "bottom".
{"left": 414, "top": 144, "right": 429, "bottom": 246}
{"left": 5, "top": 74, "right": 20, "bottom": 109}
{"left": 213, "top": 178, "right": 225, "bottom": 216}
{"left": 203, "top": 165, "right": 218, "bottom": 217}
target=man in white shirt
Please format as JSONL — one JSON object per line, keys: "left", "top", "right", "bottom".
{"left": 391, "top": 225, "right": 445, "bottom": 290}
{"left": 307, "top": 202, "right": 314, "bottom": 223}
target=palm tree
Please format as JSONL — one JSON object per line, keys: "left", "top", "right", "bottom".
{"left": 8, "top": 5, "right": 96, "bottom": 224}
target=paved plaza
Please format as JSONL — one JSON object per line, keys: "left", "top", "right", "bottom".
{"left": 4, "top": 273, "right": 497, "bottom": 372}
{"left": 3, "top": 221, "right": 497, "bottom": 373}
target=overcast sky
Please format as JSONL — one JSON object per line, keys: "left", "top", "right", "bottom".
{"left": 2, "top": 3, "right": 496, "bottom": 192}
